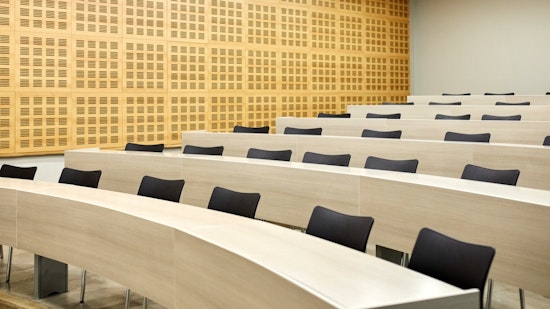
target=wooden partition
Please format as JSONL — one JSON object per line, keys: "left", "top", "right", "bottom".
{"left": 406, "top": 95, "right": 550, "bottom": 105}
{"left": 347, "top": 104, "right": 550, "bottom": 120}
{"left": 65, "top": 149, "right": 550, "bottom": 297}
{"left": 1, "top": 178, "right": 478, "bottom": 309}
{"left": 275, "top": 117, "right": 550, "bottom": 145}
{"left": 181, "top": 131, "right": 550, "bottom": 190}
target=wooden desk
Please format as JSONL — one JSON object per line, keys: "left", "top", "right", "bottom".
{"left": 347, "top": 105, "right": 550, "bottom": 120}
{"left": 181, "top": 131, "right": 550, "bottom": 191}
{"left": 275, "top": 117, "right": 550, "bottom": 145}
{"left": 407, "top": 95, "right": 550, "bottom": 105}
{"left": 0, "top": 177, "right": 478, "bottom": 309}
{"left": 65, "top": 149, "right": 550, "bottom": 298}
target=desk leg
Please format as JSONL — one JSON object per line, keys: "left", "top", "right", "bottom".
{"left": 34, "top": 255, "right": 68, "bottom": 299}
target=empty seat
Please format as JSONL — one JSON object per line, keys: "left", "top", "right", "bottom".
{"left": 442, "top": 93, "right": 470, "bottom": 96}
{"left": 429, "top": 101, "right": 462, "bottom": 105}
{"left": 207, "top": 186, "right": 261, "bottom": 219}
{"left": 366, "top": 112, "right": 401, "bottom": 119}
{"left": 435, "top": 114, "right": 471, "bottom": 120}
{"left": 481, "top": 114, "right": 521, "bottom": 121}
{"left": 444, "top": 132, "right": 491, "bottom": 143}
{"left": 183, "top": 145, "right": 224, "bottom": 155}
{"left": 246, "top": 148, "right": 292, "bottom": 161}
{"left": 485, "top": 92, "right": 514, "bottom": 95}
{"left": 283, "top": 127, "right": 322, "bottom": 135}
{"left": 543, "top": 136, "right": 550, "bottom": 146}
{"left": 124, "top": 143, "right": 164, "bottom": 152}
{"left": 460, "top": 164, "right": 520, "bottom": 186}
{"left": 305, "top": 206, "right": 374, "bottom": 252}
{"left": 302, "top": 151, "right": 351, "bottom": 167}
{"left": 137, "top": 176, "right": 185, "bottom": 202}
{"left": 381, "top": 102, "right": 414, "bottom": 105}
{"left": 317, "top": 112, "right": 351, "bottom": 118}
{"left": 233, "top": 125, "right": 270, "bottom": 133}
{"left": 364, "top": 156, "right": 419, "bottom": 173}
{"left": 495, "top": 102, "right": 530, "bottom": 106}
{"left": 361, "top": 129, "right": 402, "bottom": 139}
{"left": 408, "top": 228, "right": 495, "bottom": 309}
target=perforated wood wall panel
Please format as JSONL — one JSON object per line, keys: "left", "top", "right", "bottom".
{"left": 1, "top": 0, "right": 409, "bottom": 157}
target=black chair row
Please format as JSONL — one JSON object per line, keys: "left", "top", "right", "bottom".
{"left": 443, "top": 92, "right": 516, "bottom": 95}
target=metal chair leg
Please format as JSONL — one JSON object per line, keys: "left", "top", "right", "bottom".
{"left": 125, "top": 289, "right": 131, "bottom": 309}
{"left": 485, "top": 279, "right": 493, "bottom": 309}
{"left": 5, "top": 246, "right": 13, "bottom": 282}
{"left": 80, "top": 270, "right": 87, "bottom": 303}
{"left": 519, "top": 288, "right": 525, "bottom": 309}
{"left": 143, "top": 297, "right": 148, "bottom": 309}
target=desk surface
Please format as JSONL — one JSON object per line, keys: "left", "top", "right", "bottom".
{"left": 181, "top": 131, "right": 550, "bottom": 190}
{"left": 275, "top": 117, "right": 550, "bottom": 145}
{"left": 0, "top": 177, "right": 477, "bottom": 309}
{"left": 65, "top": 149, "right": 550, "bottom": 298}
{"left": 407, "top": 95, "right": 550, "bottom": 105}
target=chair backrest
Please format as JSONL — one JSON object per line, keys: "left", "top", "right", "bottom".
{"left": 124, "top": 142, "right": 165, "bottom": 152}
{"left": 361, "top": 129, "right": 402, "bottom": 139}
{"left": 495, "top": 101, "right": 530, "bottom": 106}
{"left": 485, "top": 92, "right": 514, "bottom": 95}
{"left": 207, "top": 186, "right": 260, "bottom": 219}
{"left": 302, "top": 151, "right": 351, "bottom": 167}
{"left": 460, "top": 164, "right": 520, "bottom": 186}
{"left": 435, "top": 114, "right": 471, "bottom": 120}
{"left": 305, "top": 206, "right": 374, "bottom": 252}
{"left": 408, "top": 228, "right": 495, "bottom": 309}
{"left": 442, "top": 93, "right": 470, "bottom": 96}
{"left": 283, "top": 127, "right": 323, "bottom": 135}
{"left": 233, "top": 125, "right": 270, "bottom": 134}
{"left": 183, "top": 145, "right": 224, "bottom": 155}
{"left": 317, "top": 112, "right": 351, "bottom": 118}
{"left": 444, "top": 131, "right": 491, "bottom": 143}
{"left": 364, "top": 156, "right": 419, "bottom": 173}
{"left": 429, "top": 101, "right": 462, "bottom": 105}
{"left": 58, "top": 167, "right": 102, "bottom": 188}
{"left": 0, "top": 164, "right": 38, "bottom": 180}
{"left": 246, "top": 148, "right": 292, "bottom": 161}
{"left": 381, "top": 102, "right": 414, "bottom": 105}
{"left": 137, "top": 175, "right": 185, "bottom": 203}
{"left": 481, "top": 114, "right": 521, "bottom": 121}
{"left": 543, "top": 136, "right": 550, "bottom": 146}
{"left": 366, "top": 112, "right": 401, "bottom": 119}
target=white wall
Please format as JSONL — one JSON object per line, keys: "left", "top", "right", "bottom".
{"left": 410, "top": 0, "right": 550, "bottom": 95}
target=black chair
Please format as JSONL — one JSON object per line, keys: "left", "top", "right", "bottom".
{"left": 429, "top": 101, "right": 462, "bottom": 105}
{"left": 233, "top": 125, "right": 270, "bottom": 134}
{"left": 444, "top": 132, "right": 491, "bottom": 143}
{"left": 124, "top": 143, "right": 164, "bottom": 152}
{"left": 317, "top": 112, "right": 351, "bottom": 118}
{"left": 381, "top": 102, "right": 414, "bottom": 105}
{"left": 364, "top": 156, "right": 418, "bottom": 173}
{"left": 495, "top": 102, "right": 530, "bottom": 106}
{"left": 485, "top": 92, "right": 514, "bottom": 95}
{"left": 302, "top": 151, "right": 351, "bottom": 167}
{"left": 128, "top": 175, "right": 185, "bottom": 308}
{"left": 481, "top": 114, "right": 521, "bottom": 121}
{"left": 207, "top": 186, "right": 260, "bottom": 219}
{"left": 546, "top": 92, "right": 550, "bottom": 95}
{"left": 56, "top": 168, "right": 102, "bottom": 304}
{"left": 408, "top": 228, "right": 495, "bottom": 309}
{"left": 435, "top": 114, "right": 471, "bottom": 120}
{"left": 0, "top": 164, "right": 38, "bottom": 283}
{"left": 283, "top": 127, "right": 322, "bottom": 135}
{"left": 305, "top": 206, "right": 374, "bottom": 252}
{"left": 366, "top": 112, "right": 401, "bottom": 119}
{"left": 442, "top": 93, "right": 470, "bottom": 96}
{"left": 361, "top": 129, "right": 402, "bottom": 139}
{"left": 543, "top": 136, "right": 550, "bottom": 146}
{"left": 460, "top": 164, "right": 520, "bottom": 186}
{"left": 183, "top": 145, "right": 224, "bottom": 155}
{"left": 246, "top": 148, "right": 292, "bottom": 161}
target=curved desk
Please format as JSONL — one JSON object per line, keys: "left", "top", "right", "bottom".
{"left": 181, "top": 131, "right": 550, "bottom": 190}
{"left": 0, "top": 178, "right": 476, "bottom": 309}
{"left": 65, "top": 149, "right": 550, "bottom": 298}
{"left": 407, "top": 95, "right": 550, "bottom": 105}
{"left": 275, "top": 117, "right": 550, "bottom": 145}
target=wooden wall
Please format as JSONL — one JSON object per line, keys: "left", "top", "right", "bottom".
{"left": 0, "top": 0, "right": 409, "bottom": 156}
